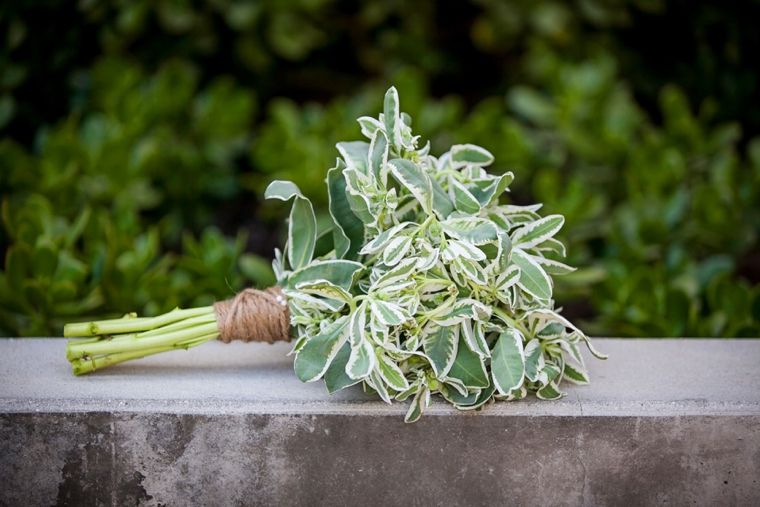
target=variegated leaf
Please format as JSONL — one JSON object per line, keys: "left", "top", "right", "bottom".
{"left": 294, "top": 316, "right": 349, "bottom": 382}
{"left": 384, "top": 87, "right": 402, "bottom": 153}
{"left": 377, "top": 353, "right": 410, "bottom": 391}
{"left": 422, "top": 321, "right": 459, "bottom": 378}
{"left": 388, "top": 159, "right": 434, "bottom": 215}
{"left": 511, "top": 214, "right": 565, "bottom": 249}
{"left": 295, "top": 280, "right": 353, "bottom": 305}
{"left": 347, "top": 338, "right": 376, "bottom": 380}
{"left": 370, "top": 299, "right": 411, "bottom": 326}
{"left": 450, "top": 178, "right": 481, "bottom": 214}
{"left": 337, "top": 141, "right": 370, "bottom": 175}
{"left": 512, "top": 249, "right": 552, "bottom": 300}
{"left": 382, "top": 235, "right": 414, "bottom": 266}
{"left": 447, "top": 336, "right": 489, "bottom": 388}
{"left": 491, "top": 327, "right": 525, "bottom": 396}
{"left": 449, "top": 144, "right": 494, "bottom": 169}
{"left": 440, "top": 217, "right": 498, "bottom": 245}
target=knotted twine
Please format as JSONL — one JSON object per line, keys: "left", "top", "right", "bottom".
{"left": 213, "top": 287, "right": 291, "bottom": 344}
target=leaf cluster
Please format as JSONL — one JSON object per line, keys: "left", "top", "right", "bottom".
{"left": 267, "top": 88, "right": 605, "bottom": 421}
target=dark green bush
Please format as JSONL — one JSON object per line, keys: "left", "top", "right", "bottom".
{"left": 1, "top": 0, "right": 758, "bottom": 337}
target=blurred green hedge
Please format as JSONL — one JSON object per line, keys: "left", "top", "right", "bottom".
{"left": 1, "top": 0, "right": 759, "bottom": 337}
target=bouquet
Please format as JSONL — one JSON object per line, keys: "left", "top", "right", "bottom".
{"left": 65, "top": 87, "right": 606, "bottom": 422}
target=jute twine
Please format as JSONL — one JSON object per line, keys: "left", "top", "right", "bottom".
{"left": 213, "top": 287, "right": 291, "bottom": 344}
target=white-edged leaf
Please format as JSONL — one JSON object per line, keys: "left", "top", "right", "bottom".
{"left": 536, "top": 381, "right": 565, "bottom": 400}
{"left": 440, "top": 217, "right": 498, "bottom": 245}
{"left": 370, "top": 299, "right": 410, "bottom": 326}
{"left": 327, "top": 160, "right": 364, "bottom": 260}
{"left": 324, "top": 341, "right": 362, "bottom": 393}
{"left": 563, "top": 362, "right": 590, "bottom": 385}
{"left": 349, "top": 302, "right": 367, "bottom": 347}
{"left": 450, "top": 144, "right": 494, "bottom": 169}
{"left": 511, "top": 214, "right": 565, "bottom": 249}
{"left": 360, "top": 222, "right": 412, "bottom": 254}
{"left": 357, "top": 115, "right": 383, "bottom": 138}
{"left": 462, "top": 318, "right": 490, "bottom": 358}
{"left": 450, "top": 178, "right": 481, "bottom": 214}
{"left": 382, "top": 234, "right": 414, "bottom": 266}
{"left": 523, "top": 338, "right": 547, "bottom": 384}
{"left": 289, "top": 260, "right": 364, "bottom": 291}
{"left": 447, "top": 336, "right": 489, "bottom": 388}
{"left": 493, "top": 232, "right": 513, "bottom": 274}
{"left": 422, "top": 321, "right": 459, "bottom": 378}
{"left": 512, "top": 249, "right": 552, "bottom": 300}
{"left": 416, "top": 248, "right": 440, "bottom": 271}
{"left": 295, "top": 280, "right": 353, "bottom": 305}
{"left": 347, "top": 338, "right": 376, "bottom": 380}
{"left": 388, "top": 159, "right": 434, "bottom": 215}
{"left": 533, "top": 257, "right": 576, "bottom": 275}
{"left": 336, "top": 141, "right": 370, "bottom": 175}
{"left": 377, "top": 354, "right": 410, "bottom": 391}
{"left": 372, "top": 258, "right": 418, "bottom": 290}
{"left": 368, "top": 129, "right": 389, "bottom": 183}
{"left": 384, "top": 87, "right": 402, "bottom": 153}
{"left": 443, "top": 239, "right": 486, "bottom": 262}
{"left": 536, "top": 237, "right": 567, "bottom": 257}
{"left": 404, "top": 386, "right": 428, "bottom": 423}
{"left": 490, "top": 327, "right": 525, "bottom": 396}
{"left": 294, "top": 316, "right": 349, "bottom": 382}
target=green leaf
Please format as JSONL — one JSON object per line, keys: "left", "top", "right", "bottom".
{"left": 523, "top": 338, "right": 546, "bottom": 383}
{"left": 491, "top": 328, "right": 525, "bottom": 396}
{"left": 404, "top": 386, "right": 428, "bottom": 423}
{"left": 563, "top": 362, "right": 590, "bottom": 385}
{"left": 289, "top": 260, "right": 364, "bottom": 291}
{"left": 422, "top": 321, "right": 459, "bottom": 378}
{"left": 327, "top": 160, "right": 365, "bottom": 260}
{"left": 264, "top": 180, "right": 316, "bottom": 271}
{"left": 537, "top": 321, "right": 565, "bottom": 338}
{"left": 368, "top": 130, "right": 389, "bottom": 182}
{"left": 388, "top": 159, "right": 434, "bottom": 215}
{"left": 430, "top": 177, "right": 455, "bottom": 218}
{"left": 450, "top": 144, "right": 494, "bottom": 169}
{"left": 440, "top": 383, "right": 479, "bottom": 406}
{"left": 264, "top": 180, "right": 303, "bottom": 201}
{"left": 377, "top": 353, "right": 409, "bottom": 391}
{"left": 372, "top": 258, "right": 418, "bottom": 290}
{"left": 462, "top": 319, "right": 490, "bottom": 358}
{"left": 536, "top": 381, "right": 565, "bottom": 400}
{"left": 512, "top": 215, "right": 564, "bottom": 249}
{"left": 455, "top": 382, "right": 495, "bottom": 411}
{"left": 450, "top": 179, "right": 481, "bottom": 214}
{"left": 447, "top": 336, "right": 489, "bottom": 388}
{"left": 469, "top": 173, "right": 514, "bottom": 207}
{"left": 295, "top": 279, "right": 353, "bottom": 305}
{"left": 294, "top": 316, "right": 349, "bottom": 382}
{"left": 533, "top": 257, "right": 576, "bottom": 275}
{"left": 324, "top": 341, "right": 362, "bottom": 393}
{"left": 336, "top": 141, "right": 370, "bottom": 174}
{"left": 512, "top": 249, "right": 552, "bottom": 300}
{"left": 440, "top": 217, "right": 498, "bottom": 245}
{"left": 384, "top": 87, "right": 402, "bottom": 153}
{"left": 382, "top": 234, "right": 414, "bottom": 267}
{"left": 347, "top": 338, "right": 375, "bottom": 380}
{"left": 444, "top": 239, "right": 486, "bottom": 261}
{"left": 370, "top": 299, "right": 410, "bottom": 326}
{"left": 349, "top": 303, "right": 367, "bottom": 347}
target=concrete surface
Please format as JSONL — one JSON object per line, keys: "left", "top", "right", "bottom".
{"left": 1, "top": 338, "right": 759, "bottom": 506}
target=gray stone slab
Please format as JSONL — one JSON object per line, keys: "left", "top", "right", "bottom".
{"left": 1, "top": 338, "right": 759, "bottom": 506}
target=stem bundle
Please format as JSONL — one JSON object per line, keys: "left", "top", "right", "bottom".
{"left": 64, "top": 307, "right": 220, "bottom": 375}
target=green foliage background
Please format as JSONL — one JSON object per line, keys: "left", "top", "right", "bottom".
{"left": 1, "top": 0, "right": 759, "bottom": 337}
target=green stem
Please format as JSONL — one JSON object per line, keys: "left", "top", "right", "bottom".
{"left": 64, "top": 306, "right": 214, "bottom": 337}
{"left": 70, "top": 332, "right": 218, "bottom": 376}
{"left": 67, "top": 322, "right": 219, "bottom": 359}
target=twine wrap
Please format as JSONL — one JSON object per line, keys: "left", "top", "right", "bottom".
{"left": 213, "top": 287, "right": 291, "bottom": 344}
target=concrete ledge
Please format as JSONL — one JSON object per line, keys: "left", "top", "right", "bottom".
{"left": 1, "top": 338, "right": 759, "bottom": 506}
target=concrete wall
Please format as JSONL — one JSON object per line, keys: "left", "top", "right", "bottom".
{"left": 1, "top": 339, "right": 759, "bottom": 506}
